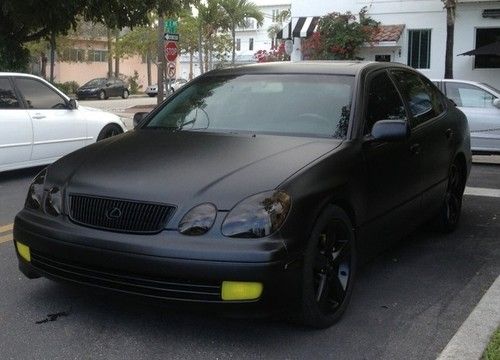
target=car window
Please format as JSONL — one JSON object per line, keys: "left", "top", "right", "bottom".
{"left": 445, "top": 82, "right": 496, "bottom": 108}
{"left": 15, "top": 78, "right": 67, "bottom": 109}
{"left": 390, "top": 70, "right": 444, "bottom": 126}
{"left": 364, "top": 71, "right": 407, "bottom": 134}
{"left": 145, "top": 74, "right": 354, "bottom": 139}
{"left": 0, "top": 78, "right": 20, "bottom": 109}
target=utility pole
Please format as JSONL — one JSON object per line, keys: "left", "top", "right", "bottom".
{"left": 157, "top": 16, "right": 165, "bottom": 105}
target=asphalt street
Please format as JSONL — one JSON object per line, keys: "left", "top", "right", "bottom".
{"left": 0, "top": 161, "right": 498, "bottom": 360}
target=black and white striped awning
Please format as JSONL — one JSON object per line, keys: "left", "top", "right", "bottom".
{"left": 277, "top": 17, "right": 320, "bottom": 40}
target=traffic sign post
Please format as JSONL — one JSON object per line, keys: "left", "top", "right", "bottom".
{"left": 163, "top": 19, "right": 179, "bottom": 88}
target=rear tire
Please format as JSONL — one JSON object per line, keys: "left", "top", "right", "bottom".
{"left": 297, "top": 205, "right": 356, "bottom": 328}
{"left": 98, "top": 90, "right": 106, "bottom": 100}
{"left": 122, "top": 89, "right": 129, "bottom": 99}
{"left": 436, "top": 160, "right": 465, "bottom": 233}
{"left": 97, "top": 124, "right": 123, "bottom": 141}
{"left": 148, "top": 93, "right": 156, "bottom": 97}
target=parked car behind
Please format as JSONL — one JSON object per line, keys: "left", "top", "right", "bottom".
{"left": 0, "top": 73, "right": 127, "bottom": 172}
{"left": 14, "top": 62, "right": 471, "bottom": 328}
{"left": 145, "top": 78, "right": 188, "bottom": 97}
{"left": 433, "top": 79, "right": 500, "bottom": 154}
{"left": 76, "top": 78, "right": 129, "bottom": 100}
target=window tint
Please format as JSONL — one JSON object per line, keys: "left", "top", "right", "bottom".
{"left": 365, "top": 71, "right": 406, "bottom": 134}
{"left": 15, "top": 78, "right": 67, "bottom": 109}
{"left": 445, "top": 82, "right": 495, "bottom": 108}
{"left": 390, "top": 70, "right": 444, "bottom": 125}
{"left": 0, "top": 78, "right": 20, "bottom": 109}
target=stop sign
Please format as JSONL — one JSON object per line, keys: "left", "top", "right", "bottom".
{"left": 164, "top": 41, "right": 178, "bottom": 62}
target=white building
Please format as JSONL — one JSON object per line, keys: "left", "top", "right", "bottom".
{"left": 282, "top": 0, "right": 500, "bottom": 88}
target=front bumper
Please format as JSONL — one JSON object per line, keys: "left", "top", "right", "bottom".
{"left": 14, "top": 210, "right": 302, "bottom": 315}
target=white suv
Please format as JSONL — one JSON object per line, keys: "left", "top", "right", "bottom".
{"left": 0, "top": 73, "right": 127, "bottom": 172}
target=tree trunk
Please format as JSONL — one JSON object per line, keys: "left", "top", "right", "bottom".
{"left": 232, "top": 26, "right": 236, "bottom": 66}
{"left": 198, "top": 22, "right": 204, "bottom": 74}
{"left": 444, "top": 0, "right": 456, "bottom": 79}
{"left": 40, "top": 52, "right": 48, "bottom": 79}
{"left": 114, "top": 29, "right": 120, "bottom": 78}
{"left": 189, "top": 51, "right": 193, "bottom": 80}
{"left": 107, "top": 28, "right": 113, "bottom": 78}
{"left": 49, "top": 32, "right": 56, "bottom": 82}
{"left": 157, "top": 16, "right": 165, "bottom": 105}
{"left": 146, "top": 51, "right": 152, "bottom": 85}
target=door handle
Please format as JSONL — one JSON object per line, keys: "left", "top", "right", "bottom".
{"left": 31, "top": 114, "right": 46, "bottom": 120}
{"left": 410, "top": 143, "right": 421, "bottom": 155}
{"left": 445, "top": 128, "right": 454, "bottom": 140}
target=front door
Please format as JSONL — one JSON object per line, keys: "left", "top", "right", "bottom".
{"left": 14, "top": 77, "right": 87, "bottom": 161}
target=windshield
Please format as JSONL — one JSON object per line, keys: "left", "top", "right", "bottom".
{"left": 143, "top": 74, "right": 353, "bottom": 138}
{"left": 84, "top": 78, "right": 107, "bottom": 87}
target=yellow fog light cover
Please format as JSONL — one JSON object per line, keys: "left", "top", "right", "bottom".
{"left": 221, "top": 281, "right": 263, "bottom": 301}
{"left": 16, "top": 241, "right": 31, "bottom": 262}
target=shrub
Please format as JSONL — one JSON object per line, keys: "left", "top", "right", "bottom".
{"left": 53, "top": 81, "right": 79, "bottom": 95}
{"left": 128, "top": 70, "right": 142, "bottom": 95}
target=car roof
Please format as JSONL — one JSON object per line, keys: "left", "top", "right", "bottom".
{"left": 205, "top": 61, "right": 412, "bottom": 77}
{"left": 0, "top": 72, "right": 46, "bottom": 79}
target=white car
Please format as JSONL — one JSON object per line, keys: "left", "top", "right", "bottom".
{"left": 145, "top": 79, "right": 188, "bottom": 97}
{"left": 0, "top": 73, "right": 127, "bottom": 172}
{"left": 432, "top": 79, "right": 500, "bottom": 154}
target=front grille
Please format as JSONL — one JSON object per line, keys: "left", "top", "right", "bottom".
{"left": 30, "top": 250, "right": 222, "bottom": 302}
{"left": 69, "top": 194, "right": 175, "bottom": 234}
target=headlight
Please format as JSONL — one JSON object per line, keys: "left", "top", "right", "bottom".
{"left": 178, "top": 203, "right": 217, "bottom": 235}
{"left": 221, "top": 191, "right": 291, "bottom": 238}
{"left": 25, "top": 168, "right": 47, "bottom": 210}
{"left": 45, "top": 187, "right": 62, "bottom": 216}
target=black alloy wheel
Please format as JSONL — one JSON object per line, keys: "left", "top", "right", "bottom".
{"left": 98, "top": 90, "right": 106, "bottom": 100}
{"left": 97, "top": 124, "right": 123, "bottom": 141}
{"left": 299, "top": 205, "right": 356, "bottom": 328}
{"left": 438, "top": 161, "right": 465, "bottom": 233}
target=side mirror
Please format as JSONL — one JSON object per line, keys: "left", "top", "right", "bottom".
{"left": 493, "top": 98, "right": 500, "bottom": 109}
{"left": 133, "top": 112, "right": 148, "bottom": 128}
{"left": 68, "top": 98, "right": 78, "bottom": 110}
{"left": 371, "top": 119, "right": 410, "bottom": 142}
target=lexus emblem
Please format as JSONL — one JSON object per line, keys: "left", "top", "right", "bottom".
{"left": 106, "top": 207, "right": 122, "bottom": 220}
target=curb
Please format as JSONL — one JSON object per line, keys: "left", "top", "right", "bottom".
{"left": 437, "top": 275, "right": 500, "bottom": 360}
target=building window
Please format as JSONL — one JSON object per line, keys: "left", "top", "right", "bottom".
{"left": 236, "top": 38, "right": 241, "bottom": 51}
{"left": 88, "top": 50, "right": 108, "bottom": 62}
{"left": 249, "top": 38, "right": 254, "bottom": 51}
{"left": 375, "top": 54, "right": 391, "bottom": 62}
{"left": 60, "top": 48, "right": 86, "bottom": 62}
{"left": 475, "top": 28, "right": 500, "bottom": 69}
{"left": 407, "top": 29, "right": 431, "bottom": 69}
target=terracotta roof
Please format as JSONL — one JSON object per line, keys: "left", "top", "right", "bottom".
{"left": 371, "top": 25, "right": 405, "bottom": 42}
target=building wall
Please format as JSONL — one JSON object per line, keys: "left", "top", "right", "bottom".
{"left": 291, "top": 0, "right": 500, "bottom": 88}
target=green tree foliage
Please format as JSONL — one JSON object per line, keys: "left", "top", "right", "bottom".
{"left": 302, "top": 9, "right": 379, "bottom": 60}
{"left": 219, "top": 0, "right": 264, "bottom": 65}
{"left": 178, "top": 15, "right": 200, "bottom": 79}
{"left": 0, "top": 0, "right": 190, "bottom": 71}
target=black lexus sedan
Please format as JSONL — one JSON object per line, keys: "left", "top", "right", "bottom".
{"left": 14, "top": 61, "right": 471, "bottom": 328}
{"left": 76, "top": 78, "right": 129, "bottom": 100}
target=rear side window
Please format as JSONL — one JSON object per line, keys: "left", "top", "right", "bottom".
{"left": 390, "top": 70, "right": 444, "bottom": 126}
{"left": 365, "top": 71, "right": 407, "bottom": 134}
{"left": 0, "top": 78, "right": 20, "bottom": 109}
{"left": 15, "top": 78, "right": 67, "bottom": 109}
{"left": 445, "top": 82, "right": 496, "bottom": 108}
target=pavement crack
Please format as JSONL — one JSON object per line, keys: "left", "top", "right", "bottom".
{"left": 35, "top": 311, "right": 70, "bottom": 324}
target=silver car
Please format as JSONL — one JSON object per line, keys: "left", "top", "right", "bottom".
{"left": 145, "top": 79, "right": 188, "bottom": 97}
{"left": 433, "top": 79, "right": 500, "bottom": 154}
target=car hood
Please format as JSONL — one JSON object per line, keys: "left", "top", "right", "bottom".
{"left": 48, "top": 130, "right": 341, "bottom": 211}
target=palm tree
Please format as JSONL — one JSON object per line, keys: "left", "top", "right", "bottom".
{"left": 220, "top": 0, "right": 264, "bottom": 65}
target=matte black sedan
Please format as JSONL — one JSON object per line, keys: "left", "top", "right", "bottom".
{"left": 14, "top": 62, "right": 471, "bottom": 328}
{"left": 76, "top": 78, "right": 129, "bottom": 100}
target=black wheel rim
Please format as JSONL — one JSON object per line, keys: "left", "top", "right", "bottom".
{"left": 445, "top": 164, "right": 462, "bottom": 225}
{"left": 313, "top": 219, "right": 352, "bottom": 314}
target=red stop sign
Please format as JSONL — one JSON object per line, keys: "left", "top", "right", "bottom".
{"left": 165, "top": 41, "right": 178, "bottom": 62}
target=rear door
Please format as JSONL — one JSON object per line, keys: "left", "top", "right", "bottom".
{"left": 443, "top": 81, "right": 500, "bottom": 152}
{"left": 14, "top": 77, "right": 87, "bottom": 161}
{"left": 0, "top": 77, "right": 33, "bottom": 169}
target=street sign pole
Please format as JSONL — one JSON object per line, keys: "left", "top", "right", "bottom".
{"left": 164, "top": 19, "right": 179, "bottom": 94}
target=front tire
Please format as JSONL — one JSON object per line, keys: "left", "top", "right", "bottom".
{"left": 298, "top": 205, "right": 356, "bottom": 328}
{"left": 96, "top": 124, "right": 123, "bottom": 141}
